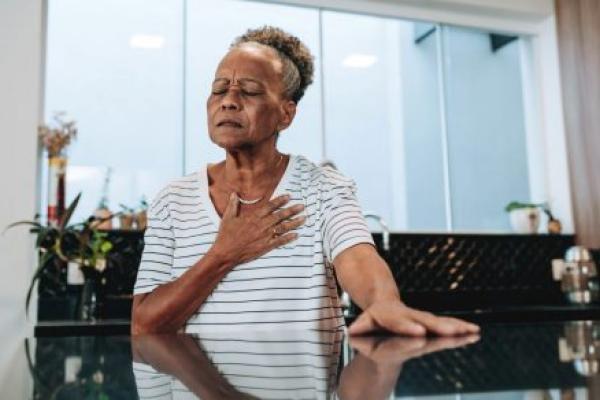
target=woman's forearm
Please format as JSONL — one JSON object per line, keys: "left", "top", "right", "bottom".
{"left": 349, "top": 257, "right": 401, "bottom": 310}
{"left": 131, "top": 249, "right": 235, "bottom": 334}
{"left": 334, "top": 244, "right": 401, "bottom": 310}
{"left": 338, "top": 354, "right": 401, "bottom": 400}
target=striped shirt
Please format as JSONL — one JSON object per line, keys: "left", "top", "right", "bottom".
{"left": 133, "top": 328, "right": 344, "bottom": 399}
{"left": 133, "top": 154, "right": 374, "bottom": 333}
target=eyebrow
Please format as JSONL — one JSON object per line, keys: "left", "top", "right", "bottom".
{"left": 212, "top": 77, "right": 264, "bottom": 86}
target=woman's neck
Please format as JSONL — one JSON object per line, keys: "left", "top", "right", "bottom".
{"left": 222, "top": 147, "right": 285, "bottom": 195}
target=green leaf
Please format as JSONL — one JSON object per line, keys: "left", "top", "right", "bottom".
{"left": 35, "top": 229, "right": 51, "bottom": 248}
{"left": 100, "top": 241, "right": 113, "bottom": 254}
{"left": 59, "top": 192, "right": 82, "bottom": 230}
{"left": 504, "top": 201, "right": 544, "bottom": 213}
{"left": 2, "top": 220, "right": 43, "bottom": 235}
{"left": 25, "top": 253, "right": 53, "bottom": 316}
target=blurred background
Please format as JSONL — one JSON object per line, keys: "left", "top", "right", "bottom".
{"left": 41, "top": 0, "right": 546, "bottom": 232}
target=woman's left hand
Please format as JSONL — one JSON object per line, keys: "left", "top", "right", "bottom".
{"left": 348, "top": 300, "right": 480, "bottom": 336}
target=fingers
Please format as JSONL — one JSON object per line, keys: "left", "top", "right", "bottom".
{"left": 265, "top": 215, "right": 304, "bottom": 251}
{"left": 382, "top": 318, "right": 427, "bottom": 337}
{"left": 267, "top": 203, "right": 305, "bottom": 226}
{"left": 347, "top": 312, "right": 378, "bottom": 335}
{"left": 275, "top": 215, "right": 306, "bottom": 234}
{"left": 348, "top": 302, "right": 479, "bottom": 337}
{"left": 258, "top": 194, "right": 291, "bottom": 217}
{"left": 408, "top": 309, "right": 480, "bottom": 336}
{"left": 222, "top": 193, "right": 239, "bottom": 219}
{"left": 267, "top": 232, "right": 298, "bottom": 248}
{"left": 349, "top": 309, "right": 426, "bottom": 337}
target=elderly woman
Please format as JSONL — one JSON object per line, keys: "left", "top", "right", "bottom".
{"left": 131, "top": 26, "right": 478, "bottom": 336}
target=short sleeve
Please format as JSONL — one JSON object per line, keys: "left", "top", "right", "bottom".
{"left": 133, "top": 189, "right": 174, "bottom": 295}
{"left": 321, "top": 177, "right": 375, "bottom": 263}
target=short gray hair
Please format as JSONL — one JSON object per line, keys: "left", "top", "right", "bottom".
{"left": 231, "top": 26, "right": 314, "bottom": 103}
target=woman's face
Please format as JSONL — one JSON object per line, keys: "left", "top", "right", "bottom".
{"left": 207, "top": 43, "right": 296, "bottom": 151}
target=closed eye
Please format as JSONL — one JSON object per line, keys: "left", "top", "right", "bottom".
{"left": 242, "top": 90, "right": 262, "bottom": 96}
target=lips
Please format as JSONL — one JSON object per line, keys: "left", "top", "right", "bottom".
{"left": 216, "top": 118, "right": 243, "bottom": 128}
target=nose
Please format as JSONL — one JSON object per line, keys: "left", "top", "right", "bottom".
{"left": 221, "top": 101, "right": 238, "bottom": 111}
{"left": 220, "top": 88, "right": 241, "bottom": 111}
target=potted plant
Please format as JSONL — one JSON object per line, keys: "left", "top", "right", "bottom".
{"left": 118, "top": 204, "right": 135, "bottom": 230}
{"left": 4, "top": 193, "right": 114, "bottom": 318}
{"left": 505, "top": 201, "right": 544, "bottom": 234}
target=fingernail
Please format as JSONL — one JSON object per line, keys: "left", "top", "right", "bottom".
{"left": 413, "top": 324, "right": 426, "bottom": 335}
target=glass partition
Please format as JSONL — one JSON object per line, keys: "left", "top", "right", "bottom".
{"left": 43, "top": 0, "right": 538, "bottom": 232}
{"left": 44, "top": 0, "right": 184, "bottom": 223}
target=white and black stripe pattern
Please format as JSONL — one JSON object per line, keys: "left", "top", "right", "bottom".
{"left": 133, "top": 154, "right": 374, "bottom": 333}
{"left": 133, "top": 329, "right": 343, "bottom": 400}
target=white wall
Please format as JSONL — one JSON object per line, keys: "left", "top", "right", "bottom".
{"left": 0, "top": 0, "right": 44, "bottom": 397}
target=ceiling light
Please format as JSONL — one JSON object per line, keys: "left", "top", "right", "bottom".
{"left": 342, "top": 54, "right": 377, "bottom": 68}
{"left": 129, "top": 34, "right": 165, "bottom": 49}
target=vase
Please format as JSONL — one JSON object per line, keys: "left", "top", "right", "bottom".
{"left": 47, "top": 153, "right": 67, "bottom": 227}
{"left": 76, "top": 276, "right": 97, "bottom": 321}
{"left": 134, "top": 210, "right": 147, "bottom": 230}
{"left": 76, "top": 264, "right": 102, "bottom": 321}
{"left": 509, "top": 208, "right": 540, "bottom": 234}
{"left": 92, "top": 207, "right": 113, "bottom": 230}
{"left": 119, "top": 213, "right": 134, "bottom": 230}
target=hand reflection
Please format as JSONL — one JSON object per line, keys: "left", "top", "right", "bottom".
{"left": 338, "top": 334, "right": 479, "bottom": 400}
{"left": 132, "top": 331, "right": 476, "bottom": 400}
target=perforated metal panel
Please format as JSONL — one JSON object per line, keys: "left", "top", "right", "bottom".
{"left": 37, "top": 231, "right": 578, "bottom": 317}
{"left": 371, "top": 233, "right": 576, "bottom": 309}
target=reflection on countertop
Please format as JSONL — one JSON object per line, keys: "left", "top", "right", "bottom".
{"left": 26, "top": 320, "right": 600, "bottom": 399}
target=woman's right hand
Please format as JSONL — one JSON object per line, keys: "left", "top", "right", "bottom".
{"left": 209, "top": 193, "right": 305, "bottom": 267}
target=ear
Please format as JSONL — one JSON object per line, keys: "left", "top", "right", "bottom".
{"left": 277, "top": 100, "right": 297, "bottom": 132}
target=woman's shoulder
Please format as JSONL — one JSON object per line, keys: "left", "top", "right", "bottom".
{"left": 293, "top": 155, "right": 356, "bottom": 189}
{"left": 148, "top": 172, "right": 202, "bottom": 211}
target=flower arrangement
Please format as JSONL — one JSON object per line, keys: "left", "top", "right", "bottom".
{"left": 38, "top": 111, "right": 78, "bottom": 157}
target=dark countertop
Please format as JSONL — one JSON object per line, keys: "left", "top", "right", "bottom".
{"left": 35, "top": 302, "right": 600, "bottom": 337}
{"left": 28, "top": 320, "right": 600, "bottom": 399}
